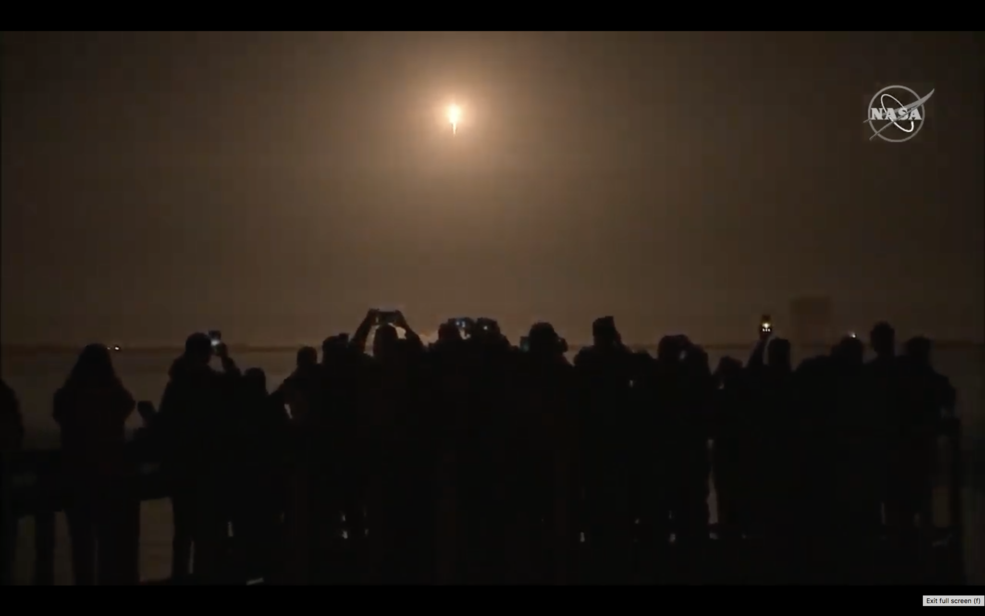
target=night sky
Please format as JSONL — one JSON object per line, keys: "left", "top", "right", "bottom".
{"left": 2, "top": 32, "right": 982, "bottom": 346}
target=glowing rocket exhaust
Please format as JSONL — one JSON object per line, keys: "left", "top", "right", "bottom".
{"left": 447, "top": 105, "right": 460, "bottom": 135}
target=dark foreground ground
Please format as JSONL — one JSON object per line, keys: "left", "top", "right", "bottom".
{"left": 137, "top": 526, "right": 965, "bottom": 586}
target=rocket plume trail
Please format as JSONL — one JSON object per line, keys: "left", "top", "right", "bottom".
{"left": 447, "top": 104, "right": 461, "bottom": 135}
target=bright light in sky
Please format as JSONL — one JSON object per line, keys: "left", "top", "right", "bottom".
{"left": 447, "top": 104, "right": 461, "bottom": 134}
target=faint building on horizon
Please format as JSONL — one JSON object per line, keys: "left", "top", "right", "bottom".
{"left": 789, "top": 296, "right": 833, "bottom": 347}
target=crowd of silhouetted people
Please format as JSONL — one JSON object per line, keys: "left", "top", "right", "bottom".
{"left": 0, "top": 312, "right": 959, "bottom": 585}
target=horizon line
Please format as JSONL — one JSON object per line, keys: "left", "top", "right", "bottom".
{"left": 2, "top": 339, "right": 982, "bottom": 355}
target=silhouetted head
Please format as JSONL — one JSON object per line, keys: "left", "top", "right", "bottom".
{"left": 767, "top": 337, "right": 792, "bottom": 371}
{"left": 832, "top": 335, "right": 864, "bottom": 367}
{"left": 373, "top": 324, "right": 400, "bottom": 361}
{"left": 657, "top": 335, "right": 683, "bottom": 362}
{"left": 472, "top": 318, "right": 502, "bottom": 341}
{"left": 592, "top": 316, "right": 619, "bottom": 348}
{"left": 296, "top": 346, "right": 317, "bottom": 370}
{"left": 69, "top": 344, "right": 117, "bottom": 385}
{"left": 528, "top": 322, "right": 563, "bottom": 357}
{"left": 683, "top": 344, "right": 711, "bottom": 377}
{"left": 714, "top": 356, "right": 743, "bottom": 387}
{"left": 904, "top": 336, "right": 932, "bottom": 367}
{"left": 244, "top": 367, "right": 267, "bottom": 394}
{"left": 869, "top": 321, "right": 896, "bottom": 358}
{"left": 183, "top": 333, "right": 213, "bottom": 366}
{"left": 438, "top": 321, "right": 462, "bottom": 344}
{"left": 321, "top": 334, "right": 348, "bottom": 363}
{"left": 675, "top": 335, "right": 693, "bottom": 357}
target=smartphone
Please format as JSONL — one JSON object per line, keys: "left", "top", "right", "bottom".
{"left": 759, "top": 315, "right": 772, "bottom": 336}
{"left": 519, "top": 336, "right": 530, "bottom": 352}
{"left": 207, "top": 330, "right": 222, "bottom": 348}
{"left": 377, "top": 311, "right": 398, "bottom": 325}
{"left": 475, "top": 317, "right": 497, "bottom": 333}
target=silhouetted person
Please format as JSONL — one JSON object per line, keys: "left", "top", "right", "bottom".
{"left": 864, "top": 321, "right": 905, "bottom": 537}
{"left": 631, "top": 334, "right": 689, "bottom": 575}
{"left": 320, "top": 334, "right": 350, "bottom": 370}
{"left": 230, "top": 368, "right": 289, "bottom": 581}
{"left": 828, "top": 335, "right": 879, "bottom": 533}
{"left": 275, "top": 346, "right": 321, "bottom": 420}
{"left": 765, "top": 337, "right": 800, "bottom": 535}
{"left": 505, "top": 322, "right": 575, "bottom": 584}
{"left": 0, "top": 379, "right": 24, "bottom": 586}
{"left": 895, "top": 336, "right": 955, "bottom": 540}
{"left": 711, "top": 356, "right": 748, "bottom": 542}
{"left": 319, "top": 332, "right": 367, "bottom": 577}
{"left": 448, "top": 317, "right": 515, "bottom": 584}
{"left": 274, "top": 343, "right": 324, "bottom": 556}
{"left": 354, "top": 310, "right": 430, "bottom": 584}
{"left": 53, "top": 344, "right": 137, "bottom": 585}
{"left": 792, "top": 353, "right": 837, "bottom": 547}
{"left": 157, "top": 333, "right": 240, "bottom": 582}
{"left": 429, "top": 319, "right": 471, "bottom": 584}
{"left": 288, "top": 310, "right": 395, "bottom": 584}
{"left": 0, "top": 378, "right": 22, "bottom": 453}
{"left": 743, "top": 332, "right": 792, "bottom": 545}
{"left": 574, "top": 316, "right": 635, "bottom": 583}
{"left": 672, "top": 343, "right": 713, "bottom": 547}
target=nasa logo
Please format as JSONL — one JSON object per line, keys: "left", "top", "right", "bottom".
{"left": 863, "top": 85, "right": 934, "bottom": 143}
